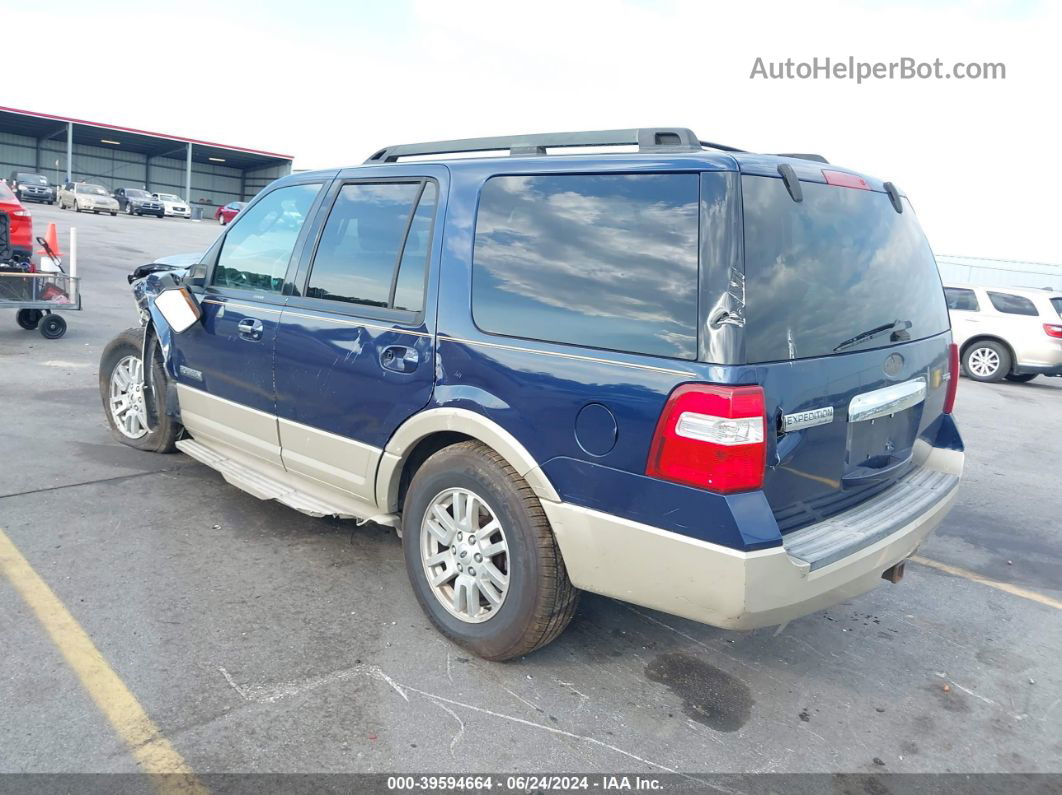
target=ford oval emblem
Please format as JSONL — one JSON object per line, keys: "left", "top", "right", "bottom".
{"left": 883, "top": 353, "right": 904, "bottom": 377}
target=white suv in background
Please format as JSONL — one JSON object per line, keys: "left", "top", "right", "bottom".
{"left": 945, "top": 284, "right": 1062, "bottom": 383}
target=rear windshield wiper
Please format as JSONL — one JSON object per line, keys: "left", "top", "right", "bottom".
{"left": 833, "top": 319, "right": 912, "bottom": 352}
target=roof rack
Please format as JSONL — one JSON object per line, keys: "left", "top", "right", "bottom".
{"left": 773, "top": 152, "right": 830, "bottom": 163}
{"left": 364, "top": 127, "right": 714, "bottom": 163}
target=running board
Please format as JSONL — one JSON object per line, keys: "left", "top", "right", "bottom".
{"left": 176, "top": 438, "right": 396, "bottom": 525}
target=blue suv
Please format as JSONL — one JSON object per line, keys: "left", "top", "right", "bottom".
{"left": 100, "top": 128, "right": 964, "bottom": 660}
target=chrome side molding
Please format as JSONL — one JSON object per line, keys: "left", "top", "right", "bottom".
{"left": 848, "top": 377, "right": 926, "bottom": 423}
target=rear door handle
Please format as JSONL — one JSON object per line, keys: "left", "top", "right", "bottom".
{"left": 381, "top": 345, "right": 419, "bottom": 373}
{"left": 237, "top": 318, "right": 264, "bottom": 341}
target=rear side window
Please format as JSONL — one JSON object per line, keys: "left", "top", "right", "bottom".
{"left": 945, "top": 287, "right": 979, "bottom": 311}
{"left": 212, "top": 183, "right": 320, "bottom": 292}
{"left": 473, "top": 173, "right": 700, "bottom": 359}
{"left": 1052, "top": 297, "right": 1062, "bottom": 318}
{"left": 987, "top": 291, "right": 1038, "bottom": 316}
{"left": 742, "top": 176, "right": 950, "bottom": 362}
{"left": 305, "top": 180, "right": 436, "bottom": 312}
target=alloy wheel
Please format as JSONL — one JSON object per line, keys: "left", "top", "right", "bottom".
{"left": 420, "top": 488, "right": 510, "bottom": 623}
{"left": 109, "top": 355, "right": 149, "bottom": 439}
{"left": 968, "top": 347, "right": 1001, "bottom": 378}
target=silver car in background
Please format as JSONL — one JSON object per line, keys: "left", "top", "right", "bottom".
{"left": 59, "top": 182, "right": 119, "bottom": 215}
{"left": 945, "top": 284, "right": 1062, "bottom": 382}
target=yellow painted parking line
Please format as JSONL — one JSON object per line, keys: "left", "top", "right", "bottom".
{"left": 911, "top": 555, "right": 1062, "bottom": 611}
{"left": 0, "top": 528, "right": 206, "bottom": 795}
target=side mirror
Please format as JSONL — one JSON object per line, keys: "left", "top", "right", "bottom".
{"left": 153, "top": 287, "right": 201, "bottom": 333}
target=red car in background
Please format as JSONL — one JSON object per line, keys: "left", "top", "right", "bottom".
{"left": 214, "top": 201, "right": 246, "bottom": 225}
{"left": 0, "top": 181, "right": 33, "bottom": 261}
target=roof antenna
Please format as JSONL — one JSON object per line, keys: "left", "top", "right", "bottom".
{"left": 883, "top": 181, "right": 903, "bottom": 213}
{"left": 778, "top": 163, "right": 802, "bottom": 202}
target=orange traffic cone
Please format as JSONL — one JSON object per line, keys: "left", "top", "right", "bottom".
{"left": 35, "top": 222, "right": 63, "bottom": 272}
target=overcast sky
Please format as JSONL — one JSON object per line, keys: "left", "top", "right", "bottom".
{"left": 8, "top": 0, "right": 1058, "bottom": 263}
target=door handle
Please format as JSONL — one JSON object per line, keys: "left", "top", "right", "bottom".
{"left": 237, "top": 318, "right": 264, "bottom": 341}
{"left": 381, "top": 345, "right": 419, "bottom": 373}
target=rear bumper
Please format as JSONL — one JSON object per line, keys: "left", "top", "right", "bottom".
{"left": 543, "top": 445, "right": 963, "bottom": 630}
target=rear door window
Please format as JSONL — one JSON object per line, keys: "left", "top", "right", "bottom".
{"left": 742, "top": 176, "right": 950, "bottom": 362}
{"left": 305, "top": 180, "right": 436, "bottom": 312}
{"left": 212, "top": 183, "right": 320, "bottom": 292}
{"left": 945, "top": 287, "right": 979, "bottom": 311}
{"left": 987, "top": 291, "right": 1038, "bottom": 316}
{"left": 472, "top": 173, "right": 700, "bottom": 359}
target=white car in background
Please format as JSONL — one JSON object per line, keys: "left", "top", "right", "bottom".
{"left": 151, "top": 192, "right": 191, "bottom": 218}
{"left": 945, "top": 284, "right": 1062, "bottom": 383}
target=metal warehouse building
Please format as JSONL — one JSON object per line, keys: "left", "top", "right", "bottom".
{"left": 0, "top": 106, "right": 292, "bottom": 217}
{"left": 937, "top": 254, "right": 1062, "bottom": 291}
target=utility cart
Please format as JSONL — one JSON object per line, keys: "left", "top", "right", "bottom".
{"left": 0, "top": 225, "right": 81, "bottom": 339}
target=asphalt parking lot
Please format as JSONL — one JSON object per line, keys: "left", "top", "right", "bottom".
{"left": 1, "top": 202, "right": 1060, "bottom": 780}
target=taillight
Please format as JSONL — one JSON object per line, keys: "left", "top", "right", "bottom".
{"left": 943, "top": 343, "right": 959, "bottom": 414}
{"left": 1044, "top": 323, "right": 1062, "bottom": 339}
{"left": 646, "top": 384, "right": 766, "bottom": 493}
{"left": 12, "top": 209, "right": 30, "bottom": 218}
{"left": 822, "top": 170, "right": 870, "bottom": 190}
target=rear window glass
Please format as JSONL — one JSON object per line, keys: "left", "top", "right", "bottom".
{"left": 945, "top": 287, "right": 979, "bottom": 311}
{"left": 1052, "top": 297, "right": 1062, "bottom": 317}
{"left": 742, "top": 176, "right": 950, "bottom": 362}
{"left": 987, "top": 291, "right": 1038, "bottom": 316}
{"left": 473, "top": 173, "right": 700, "bottom": 359}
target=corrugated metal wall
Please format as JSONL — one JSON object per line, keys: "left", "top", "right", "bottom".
{"left": 937, "top": 255, "right": 1062, "bottom": 291}
{"left": 1, "top": 130, "right": 290, "bottom": 214}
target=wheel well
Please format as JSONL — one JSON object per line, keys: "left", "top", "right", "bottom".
{"left": 960, "top": 335, "right": 1016, "bottom": 371}
{"left": 395, "top": 431, "right": 473, "bottom": 512}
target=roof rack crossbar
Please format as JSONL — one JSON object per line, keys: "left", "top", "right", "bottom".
{"left": 364, "top": 127, "right": 707, "bottom": 163}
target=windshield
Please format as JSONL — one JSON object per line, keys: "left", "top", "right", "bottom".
{"left": 77, "top": 184, "right": 109, "bottom": 196}
{"left": 157, "top": 193, "right": 181, "bottom": 202}
{"left": 127, "top": 189, "right": 149, "bottom": 198}
{"left": 18, "top": 174, "right": 48, "bottom": 185}
{"left": 741, "top": 176, "right": 950, "bottom": 362}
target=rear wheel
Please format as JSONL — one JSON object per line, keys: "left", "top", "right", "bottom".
{"left": 402, "top": 441, "right": 579, "bottom": 661}
{"left": 98, "top": 327, "right": 180, "bottom": 452}
{"left": 16, "top": 309, "right": 42, "bottom": 330}
{"left": 1005, "top": 373, "right": 1037, "bottom": 383}
{"left": 962, "top": 341, "right": 1010, "bottom": 382}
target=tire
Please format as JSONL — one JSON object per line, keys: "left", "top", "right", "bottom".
{"left": 1005, "top": 373, "right": 1038, "bottom": 383}
{"left": 111, "top": 211, "right": 117, "bottom": 216}
{"left": 74, "top": 200, "right": 81, "bottom": 213}
{"left": 39, "top": 314, "right": 67, "bottom": 339}
{"left": 126, "top": 204, "right": 134, "bottom": 215}
{"left": 16, "top": 309, "right": 43, "bottom": 330}
{"left": 401, "top": 440, "right": 579, "bottom": 661}
{"left": 98, "top": 327, "right": 180, "bottom": 453}
{"left": 962, "top": 340, "right": 1011, "bottom": 382}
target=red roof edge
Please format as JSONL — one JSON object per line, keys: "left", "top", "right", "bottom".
{"left": 0, "top": 105, "right": 294, "bottom": 161}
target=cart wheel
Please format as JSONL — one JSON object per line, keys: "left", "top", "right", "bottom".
{"left": 39, "top": 314, "right": 67, "bottom": 339}
{"left": 16, "top": 309, "right": 43, "bottom": 330}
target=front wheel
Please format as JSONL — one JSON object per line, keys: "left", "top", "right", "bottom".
{"left": 401, "top": 440, "right": 579, "bottom": 661}
{"left": 39, "top": 314, "right": 66, "bottom": 339}
{"left": 962, "top": 341, "right": 1011, "bottom": 382}
{"left": 98, "top": 327, "right": 180, "bottom": 452}
{"left": 74, "top": 201, "right": 81, "bottom": 213}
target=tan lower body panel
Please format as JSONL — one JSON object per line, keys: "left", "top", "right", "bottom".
{"left": 176, "top": 384, "right": 282, "bottom": 468}
{"left": 543, "top": 475, "right": 960, "bottom": 630}
{"left": 278, "top": 418, "right": 379, "bottom": 504}
{"left": 175, "top": 385, "right": 392, "bottom": 524}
